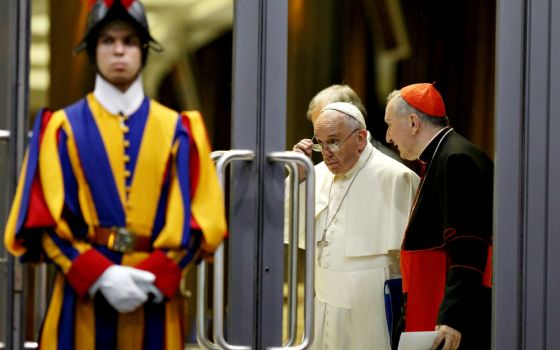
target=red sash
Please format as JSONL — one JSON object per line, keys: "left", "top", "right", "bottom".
{"left": 401, "top": 249, "right": 447, "bottom": 331}
{"left": 401, "top": 245, "right": 492, "bottom": 331}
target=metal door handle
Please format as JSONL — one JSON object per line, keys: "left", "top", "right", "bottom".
{"left": 0, "top": 130, "right": 33, "bottom": 141}
{"left": 197, "top": 150, "right": 256, "bottom": 350}
{"left": 197, "top": 259, "right": 219, "bottom": 350}
{"left": 265, "top": 151, "right": 315, "bottom": 350}
{"left": 282, "top": 161, "right": 299, "bottom": 346}
{"left": 196, "top": 150, "right": 228, "bottom": 350}
{"left": 1, "top": 129, "right": 10, "bottom": 141}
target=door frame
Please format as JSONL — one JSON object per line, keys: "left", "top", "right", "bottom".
{"left": 494, "top": 0, "right": 560, "bottom": 349}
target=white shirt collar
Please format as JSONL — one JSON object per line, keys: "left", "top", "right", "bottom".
{"left": 93, "top": 74, "right": 145, "bottom": 116}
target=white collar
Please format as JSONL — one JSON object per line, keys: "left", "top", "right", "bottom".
{"left": 93, "top": 74, "right": 145, "bottom": 116}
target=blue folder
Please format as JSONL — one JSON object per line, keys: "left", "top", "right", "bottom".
{"left": 384, "top": 277, "right": 403, "bottom": 339}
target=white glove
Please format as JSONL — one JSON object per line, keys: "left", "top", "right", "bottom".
{"left": 88, "top": 265, "right": 155, "bottom": 313}
{"left": 136, "top": 280, "right": 165, "bottom": 304}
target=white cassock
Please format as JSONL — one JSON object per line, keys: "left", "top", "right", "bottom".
{"left": 287, "top": 143, "right": 419, "bottom": 350}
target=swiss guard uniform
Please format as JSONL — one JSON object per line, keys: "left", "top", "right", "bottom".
{"left": 395, "top": 84, "right": 493, "bottom": 350}
{"left": 3, "top": 1, "right": 226, "bottom": 349}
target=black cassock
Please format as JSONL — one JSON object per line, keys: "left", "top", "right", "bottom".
{"left": 394, "top": 127, "right": 493, "bottom": 350}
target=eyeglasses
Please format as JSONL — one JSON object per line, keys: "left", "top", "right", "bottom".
{"left": 312, "top": 129, "right": 360, "bottom": 153}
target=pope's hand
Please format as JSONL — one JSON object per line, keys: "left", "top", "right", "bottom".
{"left": 292, "top": 138, "right": 314, "bottom": 182}
{"left": 293, "top": 138, "right": 313, "bottom": 158}
{"left": 89, "top": 265, "right": 155, "bottom": 313}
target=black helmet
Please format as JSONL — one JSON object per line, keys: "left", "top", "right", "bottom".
{"left": 75, "top": 0, "right": 163, "bottom": 63}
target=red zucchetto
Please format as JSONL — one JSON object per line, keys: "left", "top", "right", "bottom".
{"left": 400, "top": 83, "right": 446, "bottom": 117}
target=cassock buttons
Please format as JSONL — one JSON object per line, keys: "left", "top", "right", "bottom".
{"left": 124, "top": 154, "right": 131, "bottom": 163}
{"left": 123, "top": 139, "right": 130, "bottom": 148}
{"left": 121, "top": 124, "right": 130, "bottom": 133}
{"left": 124, "top": 169, "right": 131, "bottom": 178}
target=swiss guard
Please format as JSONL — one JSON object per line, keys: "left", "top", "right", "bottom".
{"left": 4, "top": 1, "right": 227, "bottom": 349}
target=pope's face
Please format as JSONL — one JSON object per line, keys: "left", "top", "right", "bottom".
{"left": 385, "top": 98, "right": 417, "bottom": 160}
{"left": 314, "top": 111, "right": 365, "bottom": 175}
{"left": 95, "top": 20, "right": 142, "bottom": 92}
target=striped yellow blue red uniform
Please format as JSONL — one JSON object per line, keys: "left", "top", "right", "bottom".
{"left": 4, "top": 94, "right": 226, "bottom": 350}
